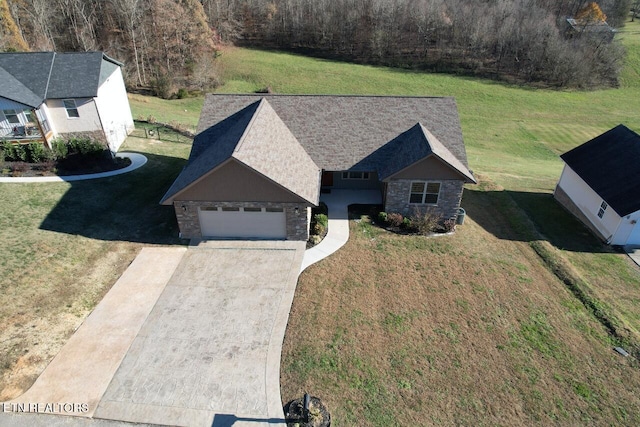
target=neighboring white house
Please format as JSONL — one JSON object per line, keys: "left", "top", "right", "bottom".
{"left": 0, "top": 51, "right": 134, "bottom": 153}
{"left": 554, "top": 125, "right": 640, "bottom": 247}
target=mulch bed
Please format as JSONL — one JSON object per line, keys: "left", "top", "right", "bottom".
{"left": 1, "top": 156, "right": 131, "bottom": 178}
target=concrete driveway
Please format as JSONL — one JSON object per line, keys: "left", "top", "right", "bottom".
{"left": 2, "top": 240, "right": 304, "bottom": 427}
{"left": 94, "top": 240, "right": 304, "bottom": 426}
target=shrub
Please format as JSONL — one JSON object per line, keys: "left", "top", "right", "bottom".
{"left": 443, "top": 218, "right": 456, "bottom": 233}
{"left": 410, "top": 208, "right": 442, "bottom": 235}
{"left": 13, "top": 144, "right": 27, "bottom": 162}
{"left": 313, "top": 222, "right": 326, "bottom": 237}
{"left": 314, "top": 213, "right": 328, "bottom": 228}
{"left": 401, "top": 217, "right": 412, "bottom": 229}
{"left": 67, "top": 137, "right": 104, "bottom": 157}
{"left": 51, "top": 139, "right": 68, "bottom": 159}
{"left": 176, "top": 88, "right": 189, "bottom": 99}
{"left": 387, "top": 212, "right": 404, "bottom": 227}
{"left": 27, "top": 142, "right": 51, "bottom": 163}
{"left": 377, "top": 211, "right": 388, "bottom": 224}
{"left": 11, "top": 162, "right": 27, "bottom": 176}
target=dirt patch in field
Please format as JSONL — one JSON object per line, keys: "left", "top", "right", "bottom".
{"left": 281, "top": 187, "right": 640, "bottom": 426}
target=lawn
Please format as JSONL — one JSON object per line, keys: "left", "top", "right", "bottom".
{"left": 0, "top": 135, "right": 191, "bottom": 399}
{"left": 1, "top": 15, "right": 639, "bottom": 425}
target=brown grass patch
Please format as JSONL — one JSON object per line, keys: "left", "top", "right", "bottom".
{"left": 281, "top": 190, "right": 640, "bottom": 426}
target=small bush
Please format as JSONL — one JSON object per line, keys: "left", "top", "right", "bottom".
{"left": 309, "top": 234, "right": 322, "bottom": 245}
{"left": 11, "top": 162, "right": 27, "bottom": 176}
{"left": 51, "top": 139, "right": 68, "bottom": 159}
{"left": 176, "top": 88, "right": 189, "bottom": 99}
{"left": 387, "top": 212, "right": 404, "bottom": 227}
{"left": 13, "top": 144, "right": 27, "bottom": 162}
{"left": 377, "top": 211, "right": 388, "bottom": 224}
{"left": 443, "top": 218, "right": 456, "bottom": 233}
{"left": 67, "top": 137, "right": 104, "bottom": 157}
{"left": 27, "top": 142, "right": 51, "bottom": 163}
{"left": 313, "top": 222, "right": 327, "bottom": 236}
{"left": 314, "top": 213, "right": 328, "bottom": 228}
{"left": 401, "top": 217, "right": 412, "bottom": 229}
{"left": 410, "top": 209, "right": 442, "bottom": 235}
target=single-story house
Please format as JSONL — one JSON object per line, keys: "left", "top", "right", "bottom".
{"left": 554, "top": 124, "right": 640, "bottom": 246}
{"left": 161, "top": 95, "right": 476, "bottom": 240}
{"left": 0, "top": 51, "right": 134, "bottom": 153}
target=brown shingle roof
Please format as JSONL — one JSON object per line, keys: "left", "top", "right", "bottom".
{"left": 197, "top": 94, "right": 471, "bottom": 172}
{"left": 161, "top": 98, "right": 320, "bottom": 205}
{"left": 370, "top": 123, "right": 476, "bottom": 182}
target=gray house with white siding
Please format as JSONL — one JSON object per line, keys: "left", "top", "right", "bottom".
{"left": 0, "top": 51, "right": 134, "bottom": 152}
{"left": 161, "top": 94, "right": 476, "bottom": 240}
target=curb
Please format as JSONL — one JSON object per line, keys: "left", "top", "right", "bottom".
{"left": 0, "top": 152, "right": 147, "bottom": 183}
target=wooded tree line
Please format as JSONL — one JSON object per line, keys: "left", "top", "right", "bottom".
{"left": 211, "top": 0, "right": 629, "bottom": 87}
{"left": 1, "top": 0, "right": 219, "bottom": 96}
{"left": 0, "top": 0, "right": 633, "bottom": 90}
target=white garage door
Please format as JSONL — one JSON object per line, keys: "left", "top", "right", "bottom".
{"left": 198, "top": 206, "right": 287, "bottom": 239}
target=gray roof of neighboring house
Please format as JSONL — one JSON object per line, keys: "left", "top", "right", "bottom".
{"left": 161, "top": 98, "right": 321, "bottom": 205}
{"left": 561, "top": 124, "right": 640, "bottom": 216}
{"left": 0, "top": 52, "right": 122, "bottom": 108}
{"left": 197, "top": 94, "right": 472, "bottom": 173}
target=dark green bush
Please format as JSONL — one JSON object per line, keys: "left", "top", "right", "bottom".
{"left": 27, "top": 142, "right": 51, "bottom": 163}
{"left": 67, "top": 137, "right": 104, "bottom": 157}
{"left": 314, "top": 213, "right": 328, "bottom": 228}
{"left": 51, "top": 139, "right": 68, "bottom": 159}
{"left": 377, "top": 211, "right": 388, "bottom": 224}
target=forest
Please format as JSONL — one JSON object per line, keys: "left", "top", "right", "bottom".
{"left": 0, "top": 0, "right": 634, "bottom": 93}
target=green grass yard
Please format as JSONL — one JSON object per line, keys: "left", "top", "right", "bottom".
{"left": 1, "top": 16, "right": 639, "bottom": 425}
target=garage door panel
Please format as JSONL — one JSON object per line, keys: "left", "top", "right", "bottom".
{"left": 198, "top": 207, "right": 287, "bottom": 239}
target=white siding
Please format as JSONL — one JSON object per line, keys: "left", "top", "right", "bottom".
{"left": 557, "top": 165, "right": 622, "bottom": 243}
{"left": 94, "top": 66, "right": 134, "bottom": 152}
{"left": 612, "top": 210, "right": 640, "bottom": 246}
{"left": 45, "top": 98, "right": 102, "bottom": 134}
{"left": 0, "top": 97, "right": 30, "bottom": 110}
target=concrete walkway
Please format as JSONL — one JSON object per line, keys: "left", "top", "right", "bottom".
{"left": 0, "top": 152, "right": 147, "bottom": 183}
{"left": 301, "top": 189, "right": 382, "bottom": 272}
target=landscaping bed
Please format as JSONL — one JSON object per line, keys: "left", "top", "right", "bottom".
{"left": 1, "top": 138, "right": 131, "bottom": 178}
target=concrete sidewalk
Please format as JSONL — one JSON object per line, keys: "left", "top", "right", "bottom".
{"left": 0, "top": 152, "right": 147, "bottom": 183}
{"left": 301, "top": 189, "right": 382, "bottom": 272}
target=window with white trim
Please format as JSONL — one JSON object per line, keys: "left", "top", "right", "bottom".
{"left": 342, "top": 171, "right": 370, "bottom": 180}
{"left": 597, "top": 201, "right": 607, "bottom": 219}
{"left": 409, "top": 181, "right": 441, "bottom": 204}
{"left": 2, "top": 109, "right": 20, "bottom": 124}
{"left": 24, "top": 110, "right": 35, "bottom": 123}
{"left": 63, "top": 100, "right": 80, "bottom": 118}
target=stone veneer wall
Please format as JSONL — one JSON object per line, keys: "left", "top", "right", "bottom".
{"left": 384, "top": 179, "right": 464, "bottom": 221}
{"left": 173, "top": 201, "right": 310, "bottom": 241}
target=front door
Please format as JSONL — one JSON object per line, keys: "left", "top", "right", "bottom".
{"left": 321, "top": 171, "right": 333, "bottom": 187}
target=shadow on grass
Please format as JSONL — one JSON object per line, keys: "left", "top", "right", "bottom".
{"left": 40, "top": 151, "right": 186, "bottom": 245}
{"left": 462, "top": 187, "right": 611, "bottom": 253}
